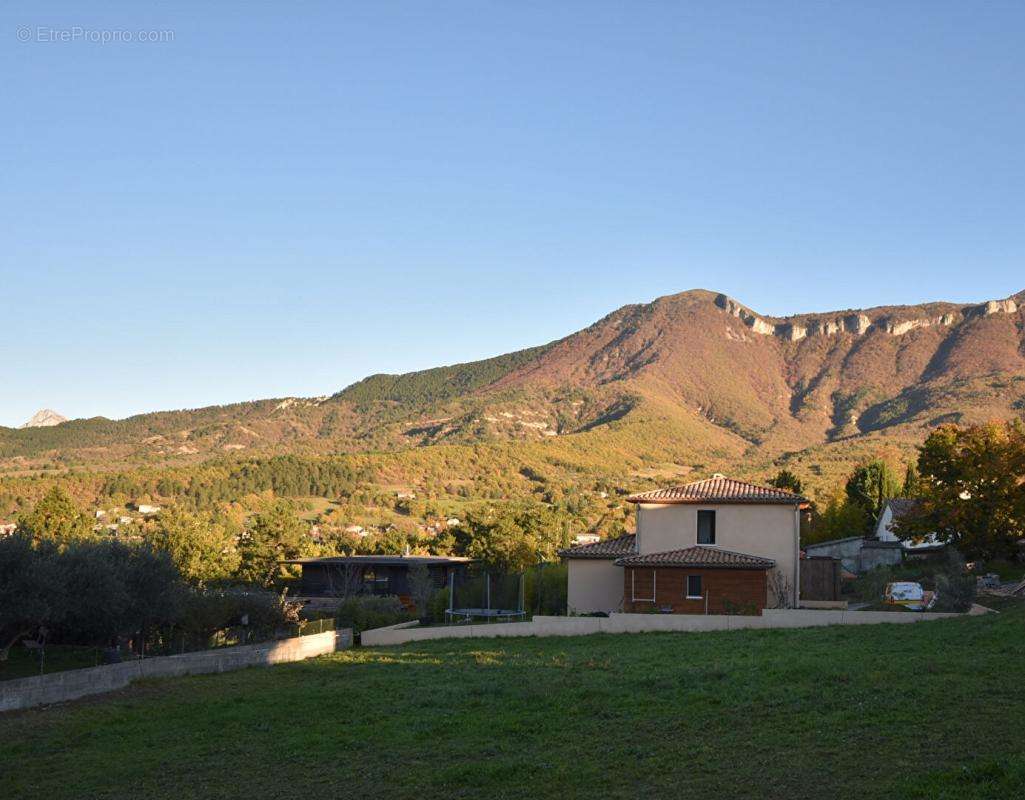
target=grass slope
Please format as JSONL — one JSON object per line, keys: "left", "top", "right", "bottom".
{"left": 4, "top": 605, "right": 1025, "bottom": 800}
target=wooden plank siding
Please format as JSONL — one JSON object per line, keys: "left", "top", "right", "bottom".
{"left": 622, "top": 566, "right": 768, "bottom": 615}
{"left": 800, "top": 557, "right": 842, "bottom": 601}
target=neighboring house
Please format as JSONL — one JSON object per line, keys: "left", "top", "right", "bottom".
{"left": 802, "top": 498, "right": 944, "bottom": 573}
{"left": 571, "top": 532, "right": 602, "bottom": 546}
{"left": 560, "top": 475, "right": 806, "bottom": 615}
{"left": 0, "top": 521, "right": 17, "bottom": 538}
{"left": 133, "top": 504, "right": 161, "bottom": 515}
{"left": 875, "top": 498, "right": 945, "bottom": 557}
{"left": 282, "top": 554, "right": 473, "bottom": 599}
{"left": 803, "top": 536, "right": 902, "bottom": 574}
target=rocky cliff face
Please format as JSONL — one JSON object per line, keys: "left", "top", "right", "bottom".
{"left": 713, "top": 292, "right": 1019, "bottom": 342}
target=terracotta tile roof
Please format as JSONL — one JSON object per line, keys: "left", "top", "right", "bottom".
{"left": 558, "top": 533, "right": 637, "bottom": 559}
{"left": 626, "top": 474, "right": 807, "bottom": 505}
{"left": 615, "top": 546, "right": 775, "bottom": 570}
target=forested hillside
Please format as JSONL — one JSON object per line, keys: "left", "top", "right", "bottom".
{"left": 2, "top": 288, "right": 1023, "bottom": 541}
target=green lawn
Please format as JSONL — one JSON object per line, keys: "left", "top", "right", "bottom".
{"left": 3, "top": 604, "right": 1025, "bottom": 800}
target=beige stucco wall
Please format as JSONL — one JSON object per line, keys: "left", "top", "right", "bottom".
{"left": 567, "top": 559, "right": 625, "bottom": 614}
{"left": 636, "top": 503, "right": 800, "bottom": 606}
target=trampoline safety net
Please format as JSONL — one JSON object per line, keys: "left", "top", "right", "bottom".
{"left": 447, "top": 571, "right": 525, "bottom": 622}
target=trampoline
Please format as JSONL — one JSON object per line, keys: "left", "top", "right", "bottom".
{"left": 444, "top": 570, "right": 526, "bottom": 623}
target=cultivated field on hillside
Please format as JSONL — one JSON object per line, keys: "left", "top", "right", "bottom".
{"left": 3, "top": 601, "right": 1024, "bottom": 799}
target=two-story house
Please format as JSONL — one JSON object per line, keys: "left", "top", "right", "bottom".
{"left": 560, "top": 475, "right": 806, "bottom": 615}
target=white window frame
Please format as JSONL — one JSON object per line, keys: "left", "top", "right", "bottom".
{"left": 631, "top": 568, "right": 656, "bottom": 602}
{"left": 685, "top": 574, "right": 703, "bottom": 600}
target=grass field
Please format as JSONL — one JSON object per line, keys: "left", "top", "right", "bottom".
{"left": 3, "top": 603, "right": 1025, "bottom": 800}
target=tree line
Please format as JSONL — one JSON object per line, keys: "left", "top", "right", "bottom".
{"left": 792, "top": 421, "right": 1024, "bottom": 561}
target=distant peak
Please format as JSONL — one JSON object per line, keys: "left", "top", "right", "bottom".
{"left": 20, "top": 409, "right": 68, "bottom": 428}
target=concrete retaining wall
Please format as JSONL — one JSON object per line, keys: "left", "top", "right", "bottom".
{"left": 361, "top": 620, "right": 534, "bottom": 646}
{"left": 1, "top": 628, "right": 353, "bottom": 713}
{"left": 359, "top": 609, "right": 963, "bottom": 646}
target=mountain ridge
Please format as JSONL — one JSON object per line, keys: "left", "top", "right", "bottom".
{"left": 2, "top": 288, "right": 1023, "bottom": 483}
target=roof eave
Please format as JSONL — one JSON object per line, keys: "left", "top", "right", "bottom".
{"left": 626, "top": 497, "right": 808, "bottom": 506}
{"left": 614, "top": 559, "right": 774, "bottom": 569}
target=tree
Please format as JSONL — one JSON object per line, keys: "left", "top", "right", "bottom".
{"left": 893, "top": 422, "right": 1025, "bottom": 560}
{"left": 845, "top": 461, "right": 901, "bottom": 530}
{"left": 407, "top": 565, "right": 436, "bottom": 620}
{"left": 0, "top": 535, "right": 63, "bottom": 660}
{"left": 901, "top": 463, "right": 920, "bottom": 497}
{"left": 104, "top": 541, "right": 185, "bottom": 654}
{"left": 18, "top": 487, "right": 92, "bottom": 545}
{"left": 237, "top": 500, "right": 307, "bottom": 587}
{"left": 768, "top": 469, "right": 803, "bottom": 495}
{"left": 461, "top": 504, "right": 560, "bottom": 573}
{"left": 58, "top": 539, "right": 185, "bottom": 651}
{"left": 803, "top": 492, "right": 870, "bottom": 545}
{"left": 150, "top": 505, "right": 240, "bottom": 585}
{"left": 465, "top": 512, "right": 538, "bottom": 573}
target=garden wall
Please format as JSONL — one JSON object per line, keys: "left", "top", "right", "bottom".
{"left": 1, "top": 628, "right": 353, "bottom": 713}
{"left": 360, "top": 608, "right": 969, "bottom": 646}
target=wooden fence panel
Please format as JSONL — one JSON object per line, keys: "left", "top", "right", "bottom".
{"left": 801, "top": 558, "right": 842, "bottom": 601}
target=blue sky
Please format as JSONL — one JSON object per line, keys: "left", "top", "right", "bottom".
{"left": 2, "top": 2, "right": 1024, "bottom": 428}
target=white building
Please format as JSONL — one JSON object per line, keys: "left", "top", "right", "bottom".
{"left": 875, "top": 499, "right": 944, "bottom": 554}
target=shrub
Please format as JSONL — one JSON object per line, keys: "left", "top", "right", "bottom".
{"left": 932, "top": 571, "right": 976, "bottom": 612}
{"left": 854, "top": 567, "right": 895, "bottom": 603}
{"left": 179, "top": 587, "right": 298, "bottom": 647}
{"left": 427, "top": 588, "right": 450, "bottom": 623}
{"left": 524, "top": 563, "right": 568, "bottom": 615}
{"left": 932, "top": 552, "right": 977, "bottom": 612}
{"left": 723, "top": 599, "right": 759, "bottom": 616}
{"left": 335, "top": 595, "right": 412, "bottom": 633}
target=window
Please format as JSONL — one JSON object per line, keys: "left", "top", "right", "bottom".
{"left": 697, "top": 510, "right": 716, "bottom": 544}
{"left": 631, "top": 569, "right": 656, "bottom": 602}
{"left": 686, "top": 574, "right": 703, "bottom": 599}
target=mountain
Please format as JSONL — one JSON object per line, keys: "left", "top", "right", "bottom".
{"left": 20, "top": 409, "right": 68, "bottom": 429}
{"left": 2, "top": 289, "right": 1023, "bottom": 496}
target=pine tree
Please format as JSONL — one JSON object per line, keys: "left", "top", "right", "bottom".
{"left": 236, "top": 499, "right": 306, "bottom": 587}
{"left": 844, "top": 461, "right": 901, "bottom": 531}
{"left": 901, "top": 463, "right": 920, "bottom": 497}
{"left": 18, "top": 487, "right": 92, "bottom": 545}
{"left": 768, "top": 469, "right": 803, "bottom": 495}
